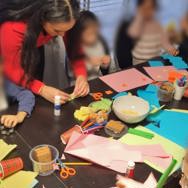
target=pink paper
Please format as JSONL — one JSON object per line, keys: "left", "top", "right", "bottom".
{"left": 99, "top": 68, "right": 153, "bottom": 92}
{"left": 116, "top": 173, "right": 157, "bottom": 188}
{"left": 65, "top": 132, "right": 170, "bottom": 173}
{"left": 144, "top": 66, "right": 176, "bottom": 81}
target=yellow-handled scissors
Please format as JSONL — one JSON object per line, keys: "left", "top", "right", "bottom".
{"left": 57, "top": 159, "right": 76, "bottom": 180}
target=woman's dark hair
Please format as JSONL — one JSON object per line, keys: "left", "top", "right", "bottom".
{"left": 137, "top": 0, "right": 158, "bottom": 9}
{"left": 0, "top": 0, "right": 80, "bottom": 84}
{"left": 66, "top": 10, "right": 99, "bottom": 61}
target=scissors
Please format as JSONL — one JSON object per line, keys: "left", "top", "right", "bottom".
{"left": 90, "top": 92, "right": 103, "bottom": 101}
{"left": 57, "top": 159, "right": 76, "bottom": 180}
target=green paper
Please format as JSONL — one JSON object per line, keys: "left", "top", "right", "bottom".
{"left": 119, "top": 126, "right": 185, "bottom": 173}
{"left": 157, "top": 159, "right": 177, "bottom": 188}
{"left": 128, "top": 128, "right": 154, "bottom": 139}
{"left": 0, "top": 140, "right": 17, "bottom": 161}
{"left": 0, "top": 171, "right": 38, "bottom": 188}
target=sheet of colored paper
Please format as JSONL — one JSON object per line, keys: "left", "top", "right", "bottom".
{"left": 119, "top": 126, "right": 185, "bottom": 173}
{"left": 146, "top": 84, "right": 159, "bottom": 93}
{"left": 0, "top": 140, "right": 17, "bottom": 161}
{"left": 65, "top": 132, "right": 169, "bottom": 173}
{"left": 161, "top": 54, "right": 188, "bottom": 69}
{"left": 149, "top": 61, "right": 164, "bottom": 67}
{"left": 0, "top": 171, "right": 38, "bottom": 188}
{"left": 137, "top": 89, "right": 160, "bottom": 108}
{"left": 99, "top": 68, "right": 153, "bottom": 92}
{"left": 147, "top": 110, "right": 188, "bottom": 148}
{"left": 144, "top": 66, "right": 176, "bottom": 81}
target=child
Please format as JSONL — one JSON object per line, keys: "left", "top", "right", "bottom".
{"left": 0, "top": 57, "right": 35, "bottom": 128}
{"left": 179, "top": 12, "right": 188, "bottom": 63}
{"left": 66, "top": 10, "right": 111, "bottom": 82}
{"left": 180, "top": 151, "right": 188, "bottom": 188}
{"left": 116, "top": 0, "right": 178, "bottom": 68}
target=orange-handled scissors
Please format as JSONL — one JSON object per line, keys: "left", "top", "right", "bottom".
{"left": 60, "top": 166, "right": 76, "bottom": 179}
{"left": 57, "top": 159, "right": 76, "bottom": 180}
{"left": 90, "top": 92, "right": 103, "bottom": 101}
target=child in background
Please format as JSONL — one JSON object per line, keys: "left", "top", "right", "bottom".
{"left": 0, "top": 57, "right": 35, "bottom": 128}
{"left": 128, "top": 0, "right": 178, "bottom": 65}
{"left": 66, "top": 10, "right": 111, "bottom": 82}
{"left": 179, "top": 12, "right": 188, "bottom": 63}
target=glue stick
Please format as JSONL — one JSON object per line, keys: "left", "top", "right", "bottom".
{"left": 125, "top": 161, "right": 135, "bottom": 178}
{"left": 54, "top": 96, "right": 61, "bottom": 116}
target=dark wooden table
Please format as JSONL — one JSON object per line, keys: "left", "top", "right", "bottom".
{"left": 0, "top": 60, "right": 187, "bottom": 188}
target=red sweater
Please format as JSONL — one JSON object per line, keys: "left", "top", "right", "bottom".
{"left": 0, "top": 22, "right": 87, "bottom": 94}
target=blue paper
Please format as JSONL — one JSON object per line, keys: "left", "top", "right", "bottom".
{"left": 112, "top": 92, "right": 128, "bottom": 100}
{"left": 137, "top": 89, "right": 160, "bottom": 108}
{"left": 146, "top": 84, "right": 159, "bottom": 93}
{"left": 161, "top": 54, "right": 188, "bottom": 69}
{"left": 146, "top": 110, "right": 188, "bottom": 148}
{"left": 149, "top": 60, "right": 164, "bottom": 67}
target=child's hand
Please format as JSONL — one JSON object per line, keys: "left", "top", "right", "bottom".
{"left": 167, "top": 47, "right": 179, "bottom": 56}
{"left": 73, "top": 76, "right": 90, "bottom": 97}
{"left": 1, "top": 112, "right": 27, "bottom": 128}
{"left": 101, "top": 55, "right": 111, "bottom": 67}
{"left": 89, "top": 57, "right": 103, "bottom": 66}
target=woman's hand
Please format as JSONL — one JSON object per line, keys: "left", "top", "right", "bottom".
{"left": 39, "top": 85, "right": 70, "bottom": 104}
{"left": 73, "top": 76, "right": 90, "bottom": 97}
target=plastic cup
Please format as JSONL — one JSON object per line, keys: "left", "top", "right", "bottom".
{"left": 29, "top": 145, "right": 59, "bottom": 176}
{"left": 174, "top": 83, "right": 186, "bottom": 101}
{"left": 158, "top": 82, "right": 175, "bottom": 102}
{"left": 0, "top": 157, "right": 23, "bottom": 179}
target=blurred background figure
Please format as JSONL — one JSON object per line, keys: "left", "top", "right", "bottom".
{"left": 0, "top": 57, "right": 8, "bottom": 112}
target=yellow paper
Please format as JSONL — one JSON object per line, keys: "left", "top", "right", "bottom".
{"left": 169, "top": 109, "right": 188, "bottom": 114}
{"left": 119, "top": 126, "right": 185, "bottom": 173}
{"left": 0, "top": 171, "right": 38, "bottom": 188}
{"left": 0, "top": 140, "right": 17, "bottom": 161}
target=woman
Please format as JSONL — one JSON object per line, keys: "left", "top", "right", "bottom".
{"left": 0, "top": 0, "right": 89, "bottom": 104}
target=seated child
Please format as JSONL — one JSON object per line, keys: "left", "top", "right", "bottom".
{"left": 179, "top": 12, "right": 188, "bottom": 63}
{"left": 66, "top": 10, "right": 111, "bottom": 82}
{"left": 128, "top": 0, "right": 178, "bottom": 65}
{"left": 0, "top": 57, "right": 35, "bottom": 128}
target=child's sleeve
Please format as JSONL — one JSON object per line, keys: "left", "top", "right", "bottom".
{"left": 5, "top": 79, "right": 35, "bottom": 116}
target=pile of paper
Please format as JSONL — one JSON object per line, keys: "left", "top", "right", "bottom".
{"left": 65, "top": 132, "right": 173, "bottom": 173}
{"left": 0, "top": 139, "right": 38, "bottom": 188}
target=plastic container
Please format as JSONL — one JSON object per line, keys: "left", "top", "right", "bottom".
{"left": 174, "top": 83, "right": 186, "bottom": 101}
{"left": 29, "top": 145, "right": 59, "bottom": 176}
{"left": 158, "top": 82, "right": 175, "bottom": 102}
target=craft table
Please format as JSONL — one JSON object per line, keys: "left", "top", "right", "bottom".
{"left": 0, "top": 59, "right": 187, "bottom": 188}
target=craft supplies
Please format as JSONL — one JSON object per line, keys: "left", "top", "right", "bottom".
{"left": 90, "top": 92, "right": 103, "bottom": 101}
{"left": 148, "top": 60, "right": 164, "bottom": 67}
{"left": 60, "top": 125, "right": 83, "bottom": 145}
{"left": 74, "top": 107, "right": 95, "bottom": 122}
{"left": 168, "top": 70, "right": 188, "bottom": 83}
{"left": 100, "top": 68, "right": 153, "bottom": 92}
{"left": 30, "top": 145, "right": 59, "bottom": 176}
{"left": 105, "top": 121, "right": 128, "bottom": 138}
{"left": 128, "top": 128, "right": 154, "bottom": 139}
{"left": 57, "top": 159, "right": 76, "bottom": 180}
{"left": 89, "top": 98, "right": 112, "bottom": 112}
{"left": 54, "top": 96, "right": 61, "bottom": 116}
{"left": 0, "top": 125, "right": 14, "bottom": 135}
{"left": 157, "top": 159, "right": 177, "bottom": 188}
{"left": 157, "top": 82, "right": 175, "bottom": 102}
{"left": 125, "top": 161, "right": 135, "bottom": 178}
{"left": 105, "top": 90, "right": 113, "bottom": 95}
{"left": 0, "top": 157, "right": 23, "bottom": 179}
{"left": 174, "top": 76, "right": 187, "bottom": 101}
{"left": 63, "top": 162, "right": 92, "bottom": 166}
{"left": 83, "top": 126, "right": 104, "bottom": 134}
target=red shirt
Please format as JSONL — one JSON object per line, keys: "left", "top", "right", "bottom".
{"left": 0, "top": 22, "right": 87, "bottom": 94}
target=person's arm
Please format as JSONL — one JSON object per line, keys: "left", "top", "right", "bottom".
{"left": 1, "top": 22, "right": 44, "bottom": 95}
{"left": 1, "top": 79, "right": 35, "bottom": 128}
{"left": 1, "top": 22, "right": 70, "bottom": 103}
